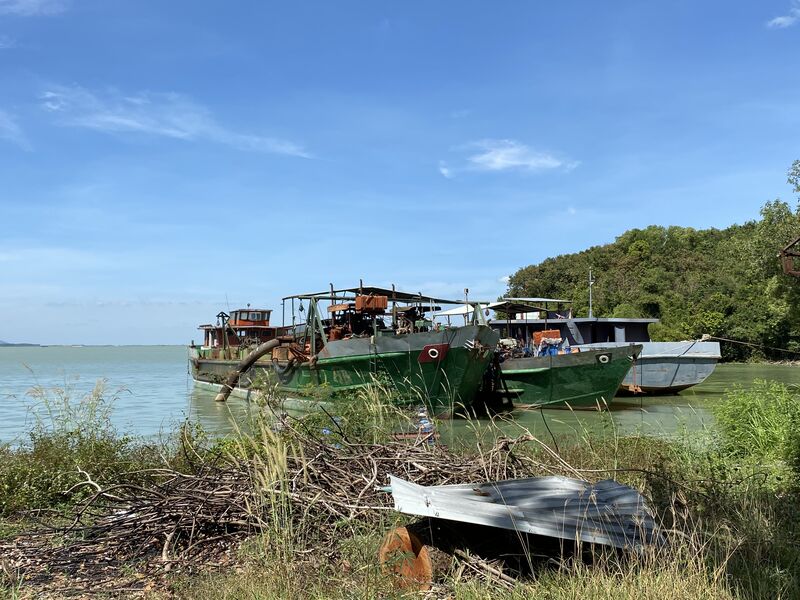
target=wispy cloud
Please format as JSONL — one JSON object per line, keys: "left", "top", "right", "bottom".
{"left": 439, "top": 139, "right": 577, "bottom": 178}
{"left": 39, "top": 85, "right": 311, "bottom": 158}
{"left": 767, "top": 1, "right": 800, "bottom": 28}
{"left": 0, "top": 35, "right": 16, "bottom": 49}
{"left": 0, "top": 109, "right": 31, "bottom": 150}
{"left": 0, "top": 0, "right": 66, "bottom": 16}
{"left": 467, "top": 139, "right": 567, "bottom": 171}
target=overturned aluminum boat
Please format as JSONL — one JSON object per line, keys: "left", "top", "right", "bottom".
{"left": 388, "top": 474, "right": 663, "bottom": 551}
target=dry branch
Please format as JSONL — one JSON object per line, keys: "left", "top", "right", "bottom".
{"left": 0, "top": 418, "right": 555, "bottom": 596}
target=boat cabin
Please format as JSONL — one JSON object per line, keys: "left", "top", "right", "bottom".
{"left": 489, "top": 315, "right": 658, "bottom": 346}
{"left": 484, "top": 297, "right": 657, "bottom": 347}
{"left": 198, "top": 307, "right": 282, "bottom": 348}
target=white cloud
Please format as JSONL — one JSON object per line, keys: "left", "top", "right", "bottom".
{"left": 499, "top": 275, "right": 511, "bottom": 284}
{"left": 0, "top": 0, "right": 65, "bottom": 16}
{"left": 439, "top": 139, "right": 577, "bottom": 178}
{"left": 40, "top": 85, "right": 311, "bottom": 158}
{"left": 0, "top": 109, "right": 31, "bottom": 150}
{"left": 467, "top": 139, "right": 569, "bottom": 171}
{"left": 0, "top": 35, "right": 15, "bottom": 48}
{"left": 767, "top": 2, "right": 800, "bottom": 28}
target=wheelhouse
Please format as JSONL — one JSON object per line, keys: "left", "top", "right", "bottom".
{"left": 198, "top": 306, "right": 283, "bottom": 348}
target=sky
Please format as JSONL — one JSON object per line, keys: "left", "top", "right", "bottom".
{"left": 0, "top": 0, "right": 799, "bottom": 345}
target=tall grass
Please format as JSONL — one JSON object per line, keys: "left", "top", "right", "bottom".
{"left": 161, "top": 389, "right": 800, "bottom": 600}
{"left": 4, "top": 378, "right": 800, "bottom": 599}
{"left": 715, "top": 380, "right": 800, "bottom": 464}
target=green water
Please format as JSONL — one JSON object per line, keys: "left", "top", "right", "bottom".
{"left": 1, "top": 346, "right": 798, "bottom": 443}
{"left": 440, "top": 363, "right": 800, "bottom": 447}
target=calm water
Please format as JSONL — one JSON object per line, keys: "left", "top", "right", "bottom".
{"left": 1, "top": 346, "right": 799, "bottom": 444}
{"left": 0, "top": 346, "right": 252, "bottom": 444}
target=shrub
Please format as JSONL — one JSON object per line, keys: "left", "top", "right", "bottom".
{"left": 0, "top": 381, "right": 165, "bottom": 516}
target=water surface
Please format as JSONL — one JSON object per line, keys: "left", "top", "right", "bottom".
{"left": 1, "top": 346, "right": 798, "bottom": 444}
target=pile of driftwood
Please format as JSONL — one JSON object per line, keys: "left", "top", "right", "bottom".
{"left": 1, "top": 420, "right": 555, "bottom": 595}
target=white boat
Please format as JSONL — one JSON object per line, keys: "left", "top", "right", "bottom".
{"left": 577, "top": 340, "right": 721, "bottom": 394}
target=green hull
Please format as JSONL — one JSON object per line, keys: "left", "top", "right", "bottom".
{"left": 190, "top": 325, "right": 498, "bottom": 415}
{"left": 500, "top": 345, "right": 641, "bottom": 409}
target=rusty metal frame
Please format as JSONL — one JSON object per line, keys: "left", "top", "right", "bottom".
{"left": 779, "top": 236, "right": 800, "bottom": 276}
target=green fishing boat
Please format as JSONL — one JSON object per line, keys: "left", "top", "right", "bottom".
{"left": 500, "top": 344, "right": 641, "bottom": 408}
{"left": 189, "top": 286, "right": 499, "bottom": 415}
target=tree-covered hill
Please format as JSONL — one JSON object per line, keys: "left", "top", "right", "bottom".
{"left": 507, "top": 162, "right": 800, "bottom": 361}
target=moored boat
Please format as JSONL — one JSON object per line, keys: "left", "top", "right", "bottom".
{"left": 435, "top": 300, "right": 640, "bottom": 409}
{"left": 499, "top": 344, "right": 641, "bottom": 408}
{"left": 189, "top": 286, "right": 499, "bottom": 415}
{"left": 487, "top": 298, "right": 720, "bottom": 395}
{"left": 578, "top": 341, "right": 720, "bottom": 394}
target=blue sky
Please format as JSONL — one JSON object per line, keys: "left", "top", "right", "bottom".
{"left": 0, "top": 0, "right": 798, "bottom": 344}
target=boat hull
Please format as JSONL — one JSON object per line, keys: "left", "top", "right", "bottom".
{"left": 500, "top": 345, "right": 641, "bottom": 408}
{"left": 578, "top": 341, "right": 721, "bottom": 394}
{"left": 190, "top": 325, "right": 499, "bottom": 415}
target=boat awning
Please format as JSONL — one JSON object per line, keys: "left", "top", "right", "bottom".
{"left": 490, "top": 300, "right": 544, "bottom": 314}
{"left": 284, "top": 285, "right": 480, "bottom": 306}
{"left": 502, "top": 297, "right": 572, "bottom": 304}
{"left": 433, "top": 300, "right": 543, "bottom": 318}
{"left": 432, "top": 304, "right": 487, "bottom": 317}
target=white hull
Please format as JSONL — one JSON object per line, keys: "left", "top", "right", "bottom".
{"left": 577, "top": 341, "right": 721, "bottom": 394}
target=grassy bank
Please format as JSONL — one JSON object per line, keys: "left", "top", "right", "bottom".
{"left": 2, "top": 381, "right": 799, "bottom": 599}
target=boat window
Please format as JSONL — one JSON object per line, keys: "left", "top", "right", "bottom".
{"left": 250, "top": 312, "right": 261, "bottom": 320}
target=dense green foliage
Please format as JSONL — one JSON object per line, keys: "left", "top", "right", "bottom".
{"left": 507, "top": 163, "right": 800, "bottom": 361}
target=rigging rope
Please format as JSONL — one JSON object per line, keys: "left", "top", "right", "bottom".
{"left": 704, "top": 335, "right": 800, "bottom": 357}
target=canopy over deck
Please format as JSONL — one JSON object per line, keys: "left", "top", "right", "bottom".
{"left": 433, "top": 300, "right": 542, "bottom": 318}
{"left": 502, "top": 297, "right": 572, "bottom": 305}
{"left": 283, "top": 285, "right": 479, "bottom": 306}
